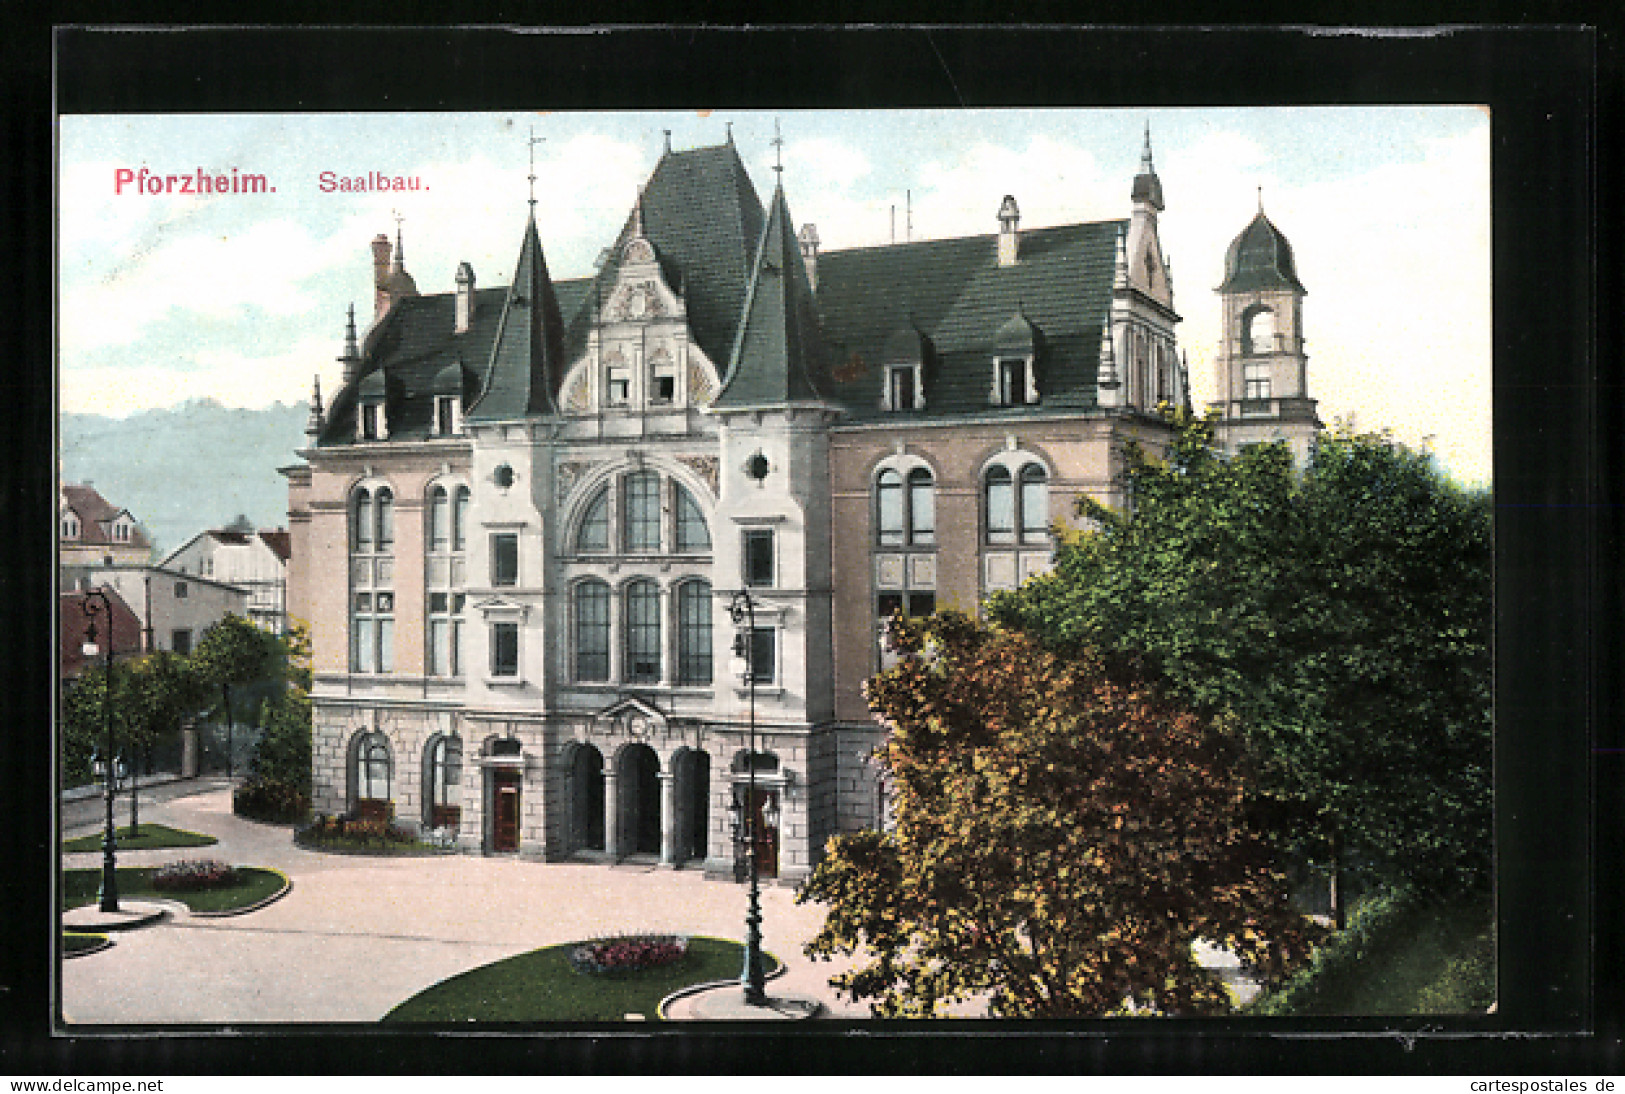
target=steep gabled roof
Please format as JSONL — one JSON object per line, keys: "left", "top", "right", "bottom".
{"left": 1218, "top": 211, "right": 1306, "bottom": 294}
{"left": 259, "top": 530, "right": 292, "bottom": 562}
{"left": 712, "top": 183, "right": 829, "bottom": 409}
{"left": 817, "top": 221, "right": 1123, "bottom": 422}
{"left": 60, "top": 484, "right": 151, "bottom": 549}
{"left": 466, "top": 214, "right": 569, "bottom": 421}
{"left": 59, "top": 586, "right": 143, "bottom": 678}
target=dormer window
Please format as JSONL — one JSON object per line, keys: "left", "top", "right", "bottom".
{"left": 885, "top": 365, "right": 922, "bottom": 411}
{"left": 997, "top": 358, "right": 1035, "bottom": 406}
{"left": 607, "top": 367, "right": 631, "bottom": 406}
{"left": 360, "top": 402, "right": 387, "bottom": 440}
{"left": 112, "top": 521, "right": 130, "bottom": 542}
{"left": 61, "top": 513, "right": 80, "bottom": 539}
{"left": 434, "top": 395, "right": 461, "bottom": 436}
{"left": 649, "top": 349, "right": 677, "bottom": 405}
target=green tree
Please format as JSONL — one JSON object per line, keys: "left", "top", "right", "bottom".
{"left": 799, "top": 611, "right": 1318, "bottom": 1017}
{"left": 235, "top": 622, "right": 314, "bottom": 822}
{"left": 993, "top": 413, "right": 1493, "bottom": 920}
{"left": 190, "top": 614, "right": 280, "bottom": 779}
{"left": 119, "top": 650, "right": 206, "bottom": 830}
{"left": 60, "top": 662, "right": 136, "bottom": 791}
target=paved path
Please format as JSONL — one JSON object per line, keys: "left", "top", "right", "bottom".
{"left": 60, "top": 783, "right": 871, "bottom": 1024}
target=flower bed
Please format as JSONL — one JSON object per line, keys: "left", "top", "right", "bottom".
{"left": 152, "top": 858, "right": 240, "bottom": 892}
{"left": 567, "top": 934, "right": 690, "bottom": 978}
{"left": 296, "top": 812, "right": 439, "bottom": 854}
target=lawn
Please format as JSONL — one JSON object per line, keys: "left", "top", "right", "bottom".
{"left": 62, "top": 932, "right": 108, "bottom": 955}
{"left": 384, "top": 936, "right": 782, "bottom": 1023}
{"left": 60, "top": 866, "right": 287, "bottom": 914}
{"left": 62, "top": 824, "right": 218, "bottom": 853}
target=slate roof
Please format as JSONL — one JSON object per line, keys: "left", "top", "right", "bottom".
{"left": 816, "top": 221, "right": 1125, "bottom": 423}
{"left": 315, "top": 140, "right": 1130, "bottom": 441}
{"left": 1218, "top": 211, "right": 1306, "bottom": 294}
{"left": 60, "top": 484, "right": 151, "bottom": 549}
{"left": 713, "top": 183, "right": 829, "bottom": 408}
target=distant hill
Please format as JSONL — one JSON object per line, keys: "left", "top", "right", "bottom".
{"left": 60, "top": 399, "right": 309, "bottom": 558}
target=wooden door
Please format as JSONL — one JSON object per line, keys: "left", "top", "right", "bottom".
{"left": 746, "top": 787, "right": 779, "bottom": 878}
{"left": 493, "top": 770, "right": 521, "bottom": 852}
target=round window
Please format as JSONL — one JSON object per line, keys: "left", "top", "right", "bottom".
{"left": 493, "top": 464, "right": 516, "bottom": 489}
{"left": 745, "top": 453, "right": 770, "bottom": 481}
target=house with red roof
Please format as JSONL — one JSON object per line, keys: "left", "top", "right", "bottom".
{"left": 59, "top": 483, "right": 153, "bottom": 572}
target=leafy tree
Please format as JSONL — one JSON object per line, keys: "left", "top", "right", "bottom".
{"left": 235, "top": 623, "right": 314, "bottom": 822}
{"left": 60, "top": 662, "right": 136, "bottom": 791}
{"left": 119, "top": 650, "right": 207, "bottom": 830}
{"left": 799, "top": 611, "right": 1318, "bottom": 1017}
{"left": 993, "top": 413, "right": 1493, "bottom": 920}
{"left": 190, "top": 614, "right": 280, "bottom": 778}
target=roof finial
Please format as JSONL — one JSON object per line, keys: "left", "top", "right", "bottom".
{"left": 343, "top": 303, "right": 358, "bottom": 358}
{"left": 306, "top": 373, "right": 325, "bottom": 437}
{"left": 528, "top": 126, "right": 545, "bottom": 211}
{"left": 1257, "top": 185, "right": 1264, "bottom": 214}
{"left": 1141, "top": 121, "right": 1154, "bottom": 173}
{"left": 662, "top": 128, "right": 672, "bottom": 154}
{"left": 392, "top": 211, "right": 405, "bottom": 268}
{"left": 634, "top": 185, "right": 645, "bottom": 236}
{"left": 725, "top": 120, "right": 734, "bottom": 145}
{"left": 772, "top": 117, "right": 784, "bottom": 179}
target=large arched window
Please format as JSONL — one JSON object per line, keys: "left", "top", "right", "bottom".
{"left": 1243, "top": 306, "right": 1277, "bottom": 355}
{"left": 677, "top": 580, "right": 713, "bottom": 685}
{"left": 351, "top": 484, "right": 395, "bottom": 673}
{"left": 573, "top": 580, "right": 611, "bottom": 681}
{"left": 357, "top": 732, "right": 391, "bottom": 802}
{"left": 429, "top": 485, "right": 451, "bottom": 552}
{"left": 986, "top": 461, "right": 1048, "bottom": 545}
{"left": 876, "top": 465, "right": 935, "bottom": 546}
{"left": 452, "top": 485, "right": 470, "bottom": 551}
{"left": 624, "top": 579, "right": 661, "bottom": 684}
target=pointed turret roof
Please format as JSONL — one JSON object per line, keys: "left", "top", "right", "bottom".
{"left": 1132, "top": 123, "right": 1164, "bottom": 211}
{"left": 712, "top": 182, "right": 829, "bottom": 409}
{"left": 467, "top": 213, "right": 568, "bottom": 420}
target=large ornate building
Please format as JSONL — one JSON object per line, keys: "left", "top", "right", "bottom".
{"left": 284, "top": 128, "right": 1316, "bottom": 882}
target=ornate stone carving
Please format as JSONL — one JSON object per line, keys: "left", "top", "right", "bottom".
{"left": 678, "top": 455, "right": 719, "bottom": 495}
{"left": 688, "top": 359, "right": 715, "bottom": 405}
{"left": 557, "top": 460, "right": 596, "bottom": 501}
{"left": 564, "top": 372, "right": 591, "bottom": 413}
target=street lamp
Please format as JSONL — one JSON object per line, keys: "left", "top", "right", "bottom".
{"left": 80, "top": 589, "right": 119, "bottom": 913}
{"left": 728, "top": 588, "right": 768, "bottom": 1007}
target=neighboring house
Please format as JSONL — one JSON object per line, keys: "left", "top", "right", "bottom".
{"left": 61, "top": 565, "right": 250, "bottom": 656}
{"left": 161, "top": 516, "right": 292, "bottom": 634}
{"left": 59, "top": 585, "right": 143, "bottom": 681}
{"left": 283, "top": 128, "right": 1319, "bottom": 878}
{"left": 59, "top": 483, "right": 153, "bottom": 573}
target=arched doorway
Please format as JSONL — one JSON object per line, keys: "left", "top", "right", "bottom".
{"left": 618, "top": 743, "right": 661, "bottom": 856}
{"left": 570, "top": 744, "right": 605, "bottom": 852}
{"left": 673, "top": 748, "right": 710, "bottom": 865}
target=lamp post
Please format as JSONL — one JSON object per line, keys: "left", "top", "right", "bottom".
{"left": 80, "top": 588, "right": 120, "bottom": 913}
{"left": 729, "top": 589, "right": 768, "bottom": 1007}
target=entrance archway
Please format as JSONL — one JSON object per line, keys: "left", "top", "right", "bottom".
{"left": 673, "top": 748, "right": 710, "bottom": 864}
{"left": 570, "top": 744, "right": 605, "bottom": 852}
{"left": 618, "top": 743, "right": 661, "bottom": 856}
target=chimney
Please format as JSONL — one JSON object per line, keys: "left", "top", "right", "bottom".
{"left": 798, "top": 224, "right": 820, "bottom": 292}
{"left": 455, "top": 262, "right": 476, "bottom": 333}
{"left": 371, "top": 234, "right": 392, "bottom": 320}
{"left": 997, "top": 195, "right": 1020, "bottom": 267}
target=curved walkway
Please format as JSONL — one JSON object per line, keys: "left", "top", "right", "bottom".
{"left": 60, "top": 783, "right": 870, "bottom": 1024}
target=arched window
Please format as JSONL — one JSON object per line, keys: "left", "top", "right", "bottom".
{"left": 675, "top": 484, "right": 711, "bottom": 552}
{"left": 573, "top": 580, "right": 611, "bottom": 681}
{"left": 1243, "top": 306, "right": 1277, "bottom": 355}
{"left": 985, "top": 465, "right": 1014, "bottom": 541}
{"left": 876, "top": 466, "right": 935, "bottom": 547}
{"left": 357, "top": 733, "right": 391, "bottom": 802}
{"left": 908, "top": 468, "right": 935, "bottom": 543}
{"left": 1020, "top": 464, "right": 1049, "bottom": 541}
{"left": 876, "top": 469, "right": 904, "bottom": 545}
{"left": 352, "top": 484, "right": 394, "bottom": 674}
{"left": 577, "top": 486, "right": 610, "bottom": 552}
{"left": 452, "top": 485, "right": 470, "bottom": 552}
{"left": 624, "top": 579, "right": 661, "bottom": 684}
{"left": 429, "top": 485, "right": 450, "bottom": 552}
{"left": 677, "top": 580, "right": 713, "bottom": 685}
{"left": 424, "top": 735, "right": 462, "bottom": 828}
{"left": 375, "top": 488, "right": 394, "bottom": 550}
{"left": 623, "top": 472, "right": 660, "bottom": 552}
{"left": 354, "top": 489, "right": 374, "bottom": 550}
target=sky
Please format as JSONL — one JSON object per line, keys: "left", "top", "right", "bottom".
{"left": 58, "top": 107, "right": 1491, "bottom": 486}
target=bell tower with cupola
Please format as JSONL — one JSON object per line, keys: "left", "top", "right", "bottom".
{"left": 1210, "top": 194, "right": 1321, "bottom": 463}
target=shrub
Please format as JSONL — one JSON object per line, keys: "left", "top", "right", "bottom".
{"left": 1247, "top": 887, "right": 1418, "bottom": 1015}
{"left": 152, "top": 858, "right": 240, "bottom": 892}
{"left": 297, "top": 810, "right": 421, "bottom": 851}
{"left": 233, "top": 778, "right": 311, "bottom": 824}
{"left": 568, "top": 934, "right": 689, "bottom": 977}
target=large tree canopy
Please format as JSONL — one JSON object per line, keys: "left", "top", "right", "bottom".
{"left": 993, "top": 414, "right": 1493, "bottom": 903}
{"left": 799, "top": 611, "right": 1318, "bottom": 1018}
